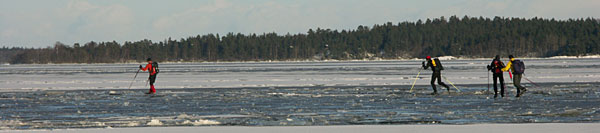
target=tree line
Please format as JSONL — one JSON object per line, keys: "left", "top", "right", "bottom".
{"left": 1, "top": 16, "right": 599, "bottom": 64}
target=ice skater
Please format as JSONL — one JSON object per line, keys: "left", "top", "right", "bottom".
{"left": 422, "top": 56, "right": 450, "bottom": 95}
{"left": 140, "top": 58, "right": 159, "bottom": 94}
{"left": 502, "top": 55, "right": 527, "bottom": 97}
{"left": 487, "top": 55, "right": 506, "bottom": 98}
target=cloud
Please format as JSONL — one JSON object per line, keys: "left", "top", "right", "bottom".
{"left": 0, "top": 0, "right": 134, "bottom": 47}
{"left": 58, "top": 0, "right": 135, "bottom": 43}
{"left": 527, "top": 0, "right": 600, "bottom": 19}
{"left": 1, "top": 0, "right": 600, "bottom": 47}
{"left": 150, "top": 0, "right": 413, "bottom": 38}
{"left": 0, "top": 7, "right": 55, "bottom": 47}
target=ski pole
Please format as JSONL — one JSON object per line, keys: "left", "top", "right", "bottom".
{"left": 409, "top": 68, "right": 423, "bottom": 92}
{"left": 523, "top": 74, "right": 541, "bottom": 87}
{"left": 442, "top": 75, "right": 461, "bottom": 92}
{"left": 127, "top": 69, "right": 140, "bottom": 89}
{"left": 487, "top": 69, "right": 490, "bottom": 92}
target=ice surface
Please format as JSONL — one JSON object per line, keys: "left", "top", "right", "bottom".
{"left": 146, "top": 119, "right": 163, "bottom": 126}
{"left": 1, "top": 58, "right": 600, "bottom": 129}
{"left": 1, "top": 82, "right": 600, "bottom": 129}
{"left": 0, "top": 58, "right": 599, "bottom": 91}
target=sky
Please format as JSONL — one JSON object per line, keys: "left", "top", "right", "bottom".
{"left": 1, "top": 0, "right": 599, "bottom": 48}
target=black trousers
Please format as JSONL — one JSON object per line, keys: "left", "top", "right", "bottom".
{"left": 431, "top": 72, "right": 449, "bottom": 92}
{"left": 149, "top": 74, "right": 157, "bottom": 85}
{"left": 492, "top": 73, "right": 505, "bottom": 96}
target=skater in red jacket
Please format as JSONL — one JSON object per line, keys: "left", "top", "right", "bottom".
{"left": 140, "top": 58, "right": 159, "bottom": 94}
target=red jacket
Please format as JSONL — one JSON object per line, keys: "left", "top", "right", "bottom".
{"left": 141, "top": 63, "right": 157, "bottom": 75}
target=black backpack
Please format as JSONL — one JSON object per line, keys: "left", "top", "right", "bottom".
{"left": 152, "top": 62, "right": 160, "bottom": 74}
{"left": 433, "top": 58, "right": 444, "bottom": 70}
{"left": 512, "top": 60, "right": 525, "bottom": 74}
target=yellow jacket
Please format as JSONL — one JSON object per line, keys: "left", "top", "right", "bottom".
{"left": 501, "top": 58, "right": 515, "bottom": 72}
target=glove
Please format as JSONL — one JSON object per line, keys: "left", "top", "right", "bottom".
{"left": 487, "top": 65, "right": 492, "bottom": 70}
{"left": 139, "top": 65, "right": 142, "bottom": 69}
{"left": 421, "top": 61, "right": 426, "bottom": 68}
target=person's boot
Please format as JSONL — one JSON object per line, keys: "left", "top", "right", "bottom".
{"left": 442, "top": 84, "right": 450, "bottom": 92}
{"left": 430, "top": 89, "right": 438, "bottom": 95}
{"left": 151, "top": 85, "right": 156, "bottom": 93}
{"left": 430, "top": 86, "right": 438, "bottom": 95}
{"left": 147, "top": 85, "right": 156, "bottom": 94}
{"left": 517, "top": 88, "right": 526, "bottom": 97}
{"left": 494, "top": 91, "right": 498, "bottom": 98}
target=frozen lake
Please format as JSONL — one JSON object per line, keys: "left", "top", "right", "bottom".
{"left": 1, "top": 58, "right": 600, "bottom": 129}
{"left": 1, "top": 58, "right": 599, "bottom": 91}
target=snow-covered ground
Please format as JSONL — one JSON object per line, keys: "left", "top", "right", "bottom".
{"left": 2, "top": 58, "right": 600, "bottom": 130}
{"left": 0, "top": 58, "right": 600, "bottom": 91}
{"left": 0, "top": 58, "right": 599, "bottom": 91}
